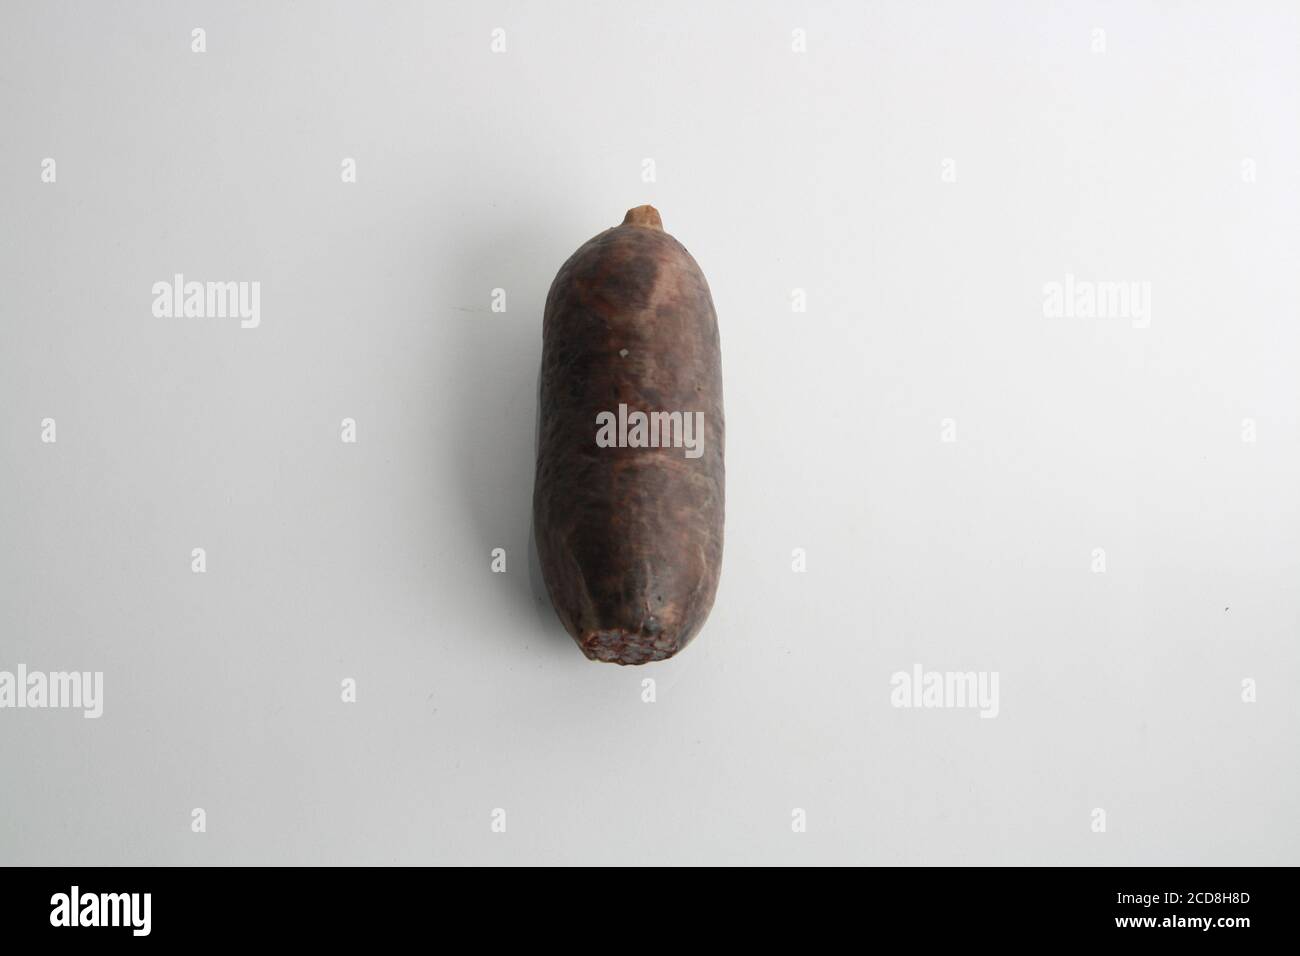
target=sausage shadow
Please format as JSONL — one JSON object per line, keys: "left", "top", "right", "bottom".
{"left": 446, "top": 226, "right": 570, "bottom": 650}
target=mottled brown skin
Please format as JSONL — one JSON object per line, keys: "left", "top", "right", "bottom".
{"left": 534, "top": 206, "right": 725, "bottom": 664}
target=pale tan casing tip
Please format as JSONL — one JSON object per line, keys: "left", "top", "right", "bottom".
{"left": 622, "top": 205, "right": 663, "bottom": 230}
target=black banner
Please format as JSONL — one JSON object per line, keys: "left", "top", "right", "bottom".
{"left": 0, "top": 866, "right": 1287, "bottom": 942}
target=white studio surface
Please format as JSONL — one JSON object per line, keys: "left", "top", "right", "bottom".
{"left": 1, "top": 1, "right": 1297, "bottom": 865}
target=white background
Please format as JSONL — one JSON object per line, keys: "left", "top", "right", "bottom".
{"left": 1, "top": 1, "right": 1297, "bottom": 865}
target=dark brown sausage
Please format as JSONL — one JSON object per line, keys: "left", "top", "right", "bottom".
{"left": 533, "top": 206, "right": 724, "bottom": 664}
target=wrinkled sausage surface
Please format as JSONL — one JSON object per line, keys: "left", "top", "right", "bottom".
{"left": 533, "top": 206, "right": 725, "bottom": 664}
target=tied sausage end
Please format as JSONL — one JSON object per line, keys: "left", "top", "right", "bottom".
{"left": 579, "top": 627, "right": 680, "bottom": 665}
{"left": 621, "top": 204, "right": 663, "bottom": 230}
